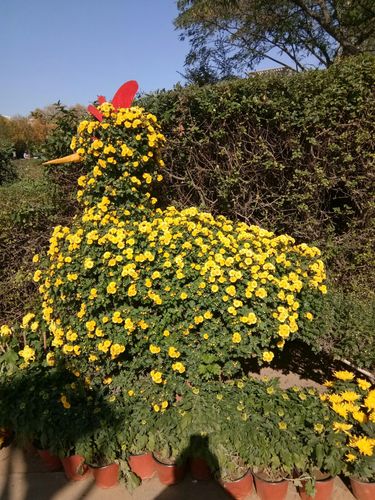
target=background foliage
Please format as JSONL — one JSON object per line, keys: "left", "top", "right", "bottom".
{"left": 175, "top": 0, "right": 375, "bottom": 80}
{"left": 138, "top": 55, "right": 375, "bottom": 291}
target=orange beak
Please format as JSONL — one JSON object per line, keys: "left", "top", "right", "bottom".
{"left": 43, "top": 152, "right": 82, "bottom": 165}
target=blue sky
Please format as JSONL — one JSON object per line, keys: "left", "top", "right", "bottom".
{"left": 0, "top": 0, "right": 191, "bottom": 116}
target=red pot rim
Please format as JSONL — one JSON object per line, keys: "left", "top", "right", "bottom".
{"left": 253, "top": 472, "right": 287, "bottom": 484}
{"left": 314, "top": 475, "right": 334, "bottom": 483}
{"left": 350, "top": 476, "right": 375, "bottom": 485}
{"left": 89, "top": 462, "right": 117, "bottom": 470}
{"left": 152, "top": 453, "right": 184, "bottom": 467}
{"left": 220, "top": 469, "right": 251, "bottom": 484}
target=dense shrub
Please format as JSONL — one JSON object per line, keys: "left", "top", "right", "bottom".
{"left": 0, "top": 140, "right": 16, "bottom": 185}
{"left": 0, "top": 162, "right": 65, "bottom": 325}
{"left": 138, "top": 55, "right": 375, "bottom": 293}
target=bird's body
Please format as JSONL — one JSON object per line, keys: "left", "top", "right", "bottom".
{"left": 35, "top": 84, "right": 326, "bottom": 386}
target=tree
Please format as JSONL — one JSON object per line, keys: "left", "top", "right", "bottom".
{"left": 175, "top": 0, "right": 375, "bottom": 79}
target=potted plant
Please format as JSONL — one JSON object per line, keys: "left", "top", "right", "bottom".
{"left": 347, "top": 453, "right": 375, "bottom": 500}
{"left": 79, "top": 426, "right": 119, "bottom": 489}
{"left": 123, "top": 397, "right": 156, "bottom": 480}
{"left": 152, "top": 405, "right": 189, "bottom": 485}
{"left": 241, "top": 380, "right": 296, "bottom": 500}
{"left": 189, "top": 434, "right": 214, "bottom": 481}
{"left": 0, "top": 427, "right": 14, "bottom": 461}
{"left": 321, "top": 371, "right": 375, "bottom": 500}
{"left": 214, "top": 442, "right": 253, "bottom": 500}
{"left": 281, "top": 385, "right": 346, "bottom": 500}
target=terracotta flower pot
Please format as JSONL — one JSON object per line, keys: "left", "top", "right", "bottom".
{"left": 254, "top": 473, "right": 289, "bottom": 500}
{"left": 0, "top": 429, "right": 14, "bottom": 453}
{"left": 0, "top": 444, "right": 12, "bottom": 462}
{"left": 220, "top": 470, "right": 254, "bottom": 500}
{"left": 61, "top": 454, "right": 90, "bottom": 481}
{"left": 153, "top": 453, "right": 186, "bottom": 485}
{"left": 190, "top": 457, "right": 212, "bottom": 481}
{"left": 36, "top": 449, "right": 62, "bottom": 471}
{"left": 129, "top": 452, "right": 155, "bottom": 479}
{"left": 299, "top": 476, "right": 335, "bottom": 500}
{"left": 350, "top": 477, "right": 375, "bottom": 500}
{"left": 90, "top": 462, "right": 119, "bottom": 488}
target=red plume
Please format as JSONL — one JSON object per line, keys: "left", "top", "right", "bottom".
{"left": 87, "top": 104, "right": 103, "bottom": 122}
{"left": 87, "top": 81, "right": 139, "bottom": 121}
{"left": 112, "top": 81, "right": 138, "bottom": 109}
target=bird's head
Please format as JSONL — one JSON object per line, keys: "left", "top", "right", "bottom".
{"left": 44, "top": 81, "right": 166, "bottom": 211}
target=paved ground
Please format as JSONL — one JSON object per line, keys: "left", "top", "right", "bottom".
{"left": 0, "top": 445, "right": 355, "bottom": 500}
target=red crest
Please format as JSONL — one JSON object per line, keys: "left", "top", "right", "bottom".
{"left": 87, "top": 80, "right": 139, "bottom": 121}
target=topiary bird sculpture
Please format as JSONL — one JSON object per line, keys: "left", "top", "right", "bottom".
{"left": 26, "top": 81, "right": 326, "bottom": 394}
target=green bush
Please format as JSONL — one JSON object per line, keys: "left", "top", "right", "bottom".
{"left": 0, "top": 162, "right": 65, "bottom": 325}
{"left": 0, "top": 140, "right": 16, "bottom": 185}
{"left": 138, "top": 55, "right": 375, "bottom": 293}
{"left": 316, "top": 288, "right": 375, "bottom": 370}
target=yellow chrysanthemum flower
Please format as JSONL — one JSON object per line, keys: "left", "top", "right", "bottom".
{"left": 262, "top": 351, "right": 274, "bottom": 363}
{"left": 333, "top": 370, "right": 355, "bottom": 381}
{"left": 349, "top": 436, "right": 375, "bottom": 456}
{"left": 333, "top": 422, "right": 353, "bottom": 435}
{"left": 232, "top": 332, "right": 241, "bottom": 344}
{"left": 357, "top": 378, "right": 371, "bottom": 391}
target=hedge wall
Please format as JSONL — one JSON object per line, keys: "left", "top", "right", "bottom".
{"left": 139, "top": 55, "right": 375, "bottom": 294}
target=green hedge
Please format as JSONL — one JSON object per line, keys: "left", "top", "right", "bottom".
{"left": 139, "top": 55, "right": 375, "bottom": 293}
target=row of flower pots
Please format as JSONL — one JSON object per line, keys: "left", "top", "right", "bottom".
{"left": 127, "top": 451, "right": 328, "bottom": 500}
{"left": 129, "top": 451, "right": 375, "bottom": 500}
{"left": 36, "top": 449, "right": 119, "bottom": 489}
{"left": 2, "top": 440, "right": 374, "bottom": 500}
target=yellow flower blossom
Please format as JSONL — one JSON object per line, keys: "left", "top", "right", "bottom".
{"left": 278, "top": 324, "right": 290, "bottom": 338}
{"left": 46, "top": 352, "right": 55, "bottom": 366}
{"left": 357, "top": 378, "right": 371, "bottom": 391}
{"left": 33, "top": 270, "right": 42, "bottom": 282}
{"left": 349, "top": 436, "right": 375, "bottom": 456}
{"left": 60, "top": 394, "right": 71, "bottom": 409}
{"left": 172, "top": 362, "right": 186, "bottom": 374}
{"left": 0, "top": 325, "right": 12, "bottom": 338}
{"left": 19, "top": 345, "right": 35, "bottom": 364}
{"left": 150, "top": 370, "right": 163, "bottom": 384}
{"left": 149, "top": 344, "right": 161, "bottom": 354}
{"left": 333, "top": 422, "right": 353, "bottom": 435}
{"left": 333, "top": 370, "right": 355, "bottom": 381}
{"left": 364, "top": 390, "right": 375, "bottom": 410}
{"left": 84, "top": 258, "right": 94, "bottom": 269}
{"left": 106, "top": 281, "right": 117, "bottom": 294}
{"left": 110, "top": 343, "right": 125, "bottom": 359}
{"left": 262, "top": 351, "right": 274, "bottom": 363}
{"left": 21, "top": 313, "right": 35, "bottom": 328}
{"left": 232, "top": 332, "right": 241, "bottom": 343}
{"left": 168, "top": 346, "right": 180, "bottom": 358}
{"left": 341, "top": 391, "right": 361, "bottom": 402}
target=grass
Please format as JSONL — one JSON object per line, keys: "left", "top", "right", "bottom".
{"left": 0, "top": 160, "right": 56, "bottom": 228}
{"left": 0, "top": 159, "right": 60, "bottom": 324}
